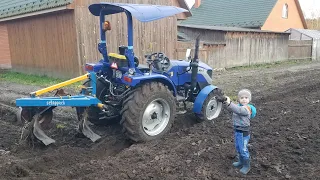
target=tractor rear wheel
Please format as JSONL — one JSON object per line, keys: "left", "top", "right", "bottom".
{"left": 120, "top": 82, "right": 176, "bottom": 142}
{"left": 84, "top": 80, "right": 119, "bottom": 126}
{"left": 195, "top": 88, "right": 223, "bottom": 123}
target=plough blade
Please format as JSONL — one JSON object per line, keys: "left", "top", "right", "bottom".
{"left": 78, "top": 108, "right": 101, "bottom": 142}
{"left": 33, "top": 114, "right": 56, "bottom": 145}
{"left": 20, "top": 106, "right": 101, "bottom": 145}
{"left": 17, "top": 107, "right": 33, "bottom": 124}
{"left": 20, "top": 111, "right": 55, "bottom": 146}
{"left": 17, "top": 107, "right": 53, "bottom": 129}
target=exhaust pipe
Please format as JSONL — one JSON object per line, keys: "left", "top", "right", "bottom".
{"left": 188, "top": 34, "right": 201, "bottom": 101}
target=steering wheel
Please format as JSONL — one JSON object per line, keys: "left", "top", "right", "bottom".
{"left": 145, "top": 52, "right": 170, "bottom": 71}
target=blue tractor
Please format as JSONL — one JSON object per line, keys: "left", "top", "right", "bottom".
{"left": 16, "top": 3, "right": 223, "bottom": 145}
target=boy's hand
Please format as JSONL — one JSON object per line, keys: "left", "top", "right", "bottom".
{"left": 216, "top": 94, "right": 226, "bottom": 102}
{"left": 224, "top": 96, "right": 231, "bottom": 106}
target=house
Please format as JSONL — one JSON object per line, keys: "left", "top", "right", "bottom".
{"left": 0, "top": 23, "right": 11, "bottom": 69}
{"left": 180, "top": 0, "right": 307, "bottom": 32}
{"left": 286, "top": 28, "right": 320, "bottom": 61}
{"left": 177, "top": 24, "right": 290, "bottom": 68}
{"left": 0, "top": 0, "right": 190, "bottom": 78}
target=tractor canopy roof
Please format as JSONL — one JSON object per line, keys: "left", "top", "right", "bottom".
{"left": 89, "top": 2, "right": 187, "bottom": 22}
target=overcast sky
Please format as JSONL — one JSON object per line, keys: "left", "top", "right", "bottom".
{"left": 186, "top": 0, "right": 320, "bottom": 18}
{"left": 299, "top": 0, "right": 320, "bottom": 18}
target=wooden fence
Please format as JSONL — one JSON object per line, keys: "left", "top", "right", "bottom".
{"left": 7, "top": 10, "right": 79, "bottom": 78}
{"left": 288, "top": 40, "right": 313, "bottom": 60}
{"left": 0, "top": 23, "right": 11, "bottom": 69}
{"left": 176, "top": 32, "right": 289, "bottom": 69}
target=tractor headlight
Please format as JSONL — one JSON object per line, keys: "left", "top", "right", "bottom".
{"left": 115, "top": 70, "right": 122, "bottom": 79}
{"left": 207, "top": 70, "right": 213, "bottom": 78}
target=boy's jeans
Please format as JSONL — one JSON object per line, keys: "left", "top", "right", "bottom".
{"left": 234, "top": 130, "right": 250, "bottom": 160}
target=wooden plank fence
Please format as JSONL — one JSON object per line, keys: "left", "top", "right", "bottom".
{"left": 0, "top": 23, "right": 11, "bottom": 69}
{"left": 288, "top": 40, "right": 313, "bottom": 60}
{"left": 7, "top": 11, "right": 79, "bottom": 78}
{"left": 176, "top": 32, "right": 289, "bottom": 69}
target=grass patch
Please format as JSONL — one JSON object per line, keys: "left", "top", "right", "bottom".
{"left": 227, "top": 59, "right": 312, "bottom": 71}
{"left": 0, "top": 71, "right": 82, "bottom": 88}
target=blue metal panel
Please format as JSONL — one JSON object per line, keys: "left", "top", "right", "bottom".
{"left": 125, "top": 11, "right": 135, "bottom": 69}
{"left": 169, "top": 71, "right": 207, "bottom": 86}
{"left": 170, "top": 60, "right": 212, "bottom": 70}
{"left": 193, "top": 85, "right": 218, "bottom": 114}
{"left": 90, "top": 72, "right": 97, "bottom": 95}
{"left": 165, "top": 60, "right": 211, "bottom": 86}
{"left": 16, "top": 96, "right": 101, "bottom": 107}
{"left": 121, "top": 73, "right": 177, "bottom": 95}
{"left": 89, "top": 3, "right": 188, "bottom": 22}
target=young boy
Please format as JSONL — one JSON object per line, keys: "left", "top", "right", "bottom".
{"left": 222, "top": 89, "right": 255, "bottom": 175}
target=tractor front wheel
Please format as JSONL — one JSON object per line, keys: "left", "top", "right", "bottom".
{"left": 195, "top": 89, "right": 223, "bottom": 123}
{"left": 120, "top": 82, "right": 176, "bottom": 142}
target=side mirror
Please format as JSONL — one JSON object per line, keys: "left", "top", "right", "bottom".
{"left": 186, "top": 49, "right": 191, "bottom": 61}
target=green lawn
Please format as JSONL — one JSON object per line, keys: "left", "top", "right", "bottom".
{"left": 0, "top": 70, "right": 82, "bottom": 88}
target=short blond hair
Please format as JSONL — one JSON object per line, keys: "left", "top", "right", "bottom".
{"left": 238, "top": 89, "right": 251, "bottom": 101}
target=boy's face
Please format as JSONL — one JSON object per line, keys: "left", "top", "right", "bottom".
{"left": 239, "top": 96, "right": 250, "bottom": 105}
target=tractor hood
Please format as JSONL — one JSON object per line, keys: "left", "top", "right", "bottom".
{"left": 171, "top": 60, "right": 213, "bottom": 70}
{"left": 88, "top": 3, "right": 188, "bottom": 22}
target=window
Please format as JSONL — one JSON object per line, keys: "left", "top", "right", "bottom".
{"left": 282, "top": 4, "right": 288, "bottom": 18}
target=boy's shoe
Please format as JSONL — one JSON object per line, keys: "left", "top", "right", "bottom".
{"left": 232, "top": 155, "right": 242, "bottom": 168}
{"left": 240, "top": 159, "right": 251, "bottom": 175}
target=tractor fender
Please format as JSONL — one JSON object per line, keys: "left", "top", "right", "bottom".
{"left": 193, "top": 85, "right": 218, "bottom": 114}
{"left": 136, "top": 76, "right": 177, "bottom": 96}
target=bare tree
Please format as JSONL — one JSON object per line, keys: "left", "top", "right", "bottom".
{"left": 306, "top": 10, "right": 320, "bottom": 30}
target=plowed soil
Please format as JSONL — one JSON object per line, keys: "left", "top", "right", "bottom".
{"left": 0, "top": 60, "right": 320, "bottom": 180}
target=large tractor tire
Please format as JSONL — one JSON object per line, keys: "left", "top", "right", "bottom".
{"left": 84, "top": 80, "right": 119, "bottom": 126}
{"left": 120, "top": 82, "right": 176, "bottom": 142}
{"left": 195, "top": 88, "right": 223, "bottom": 123}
